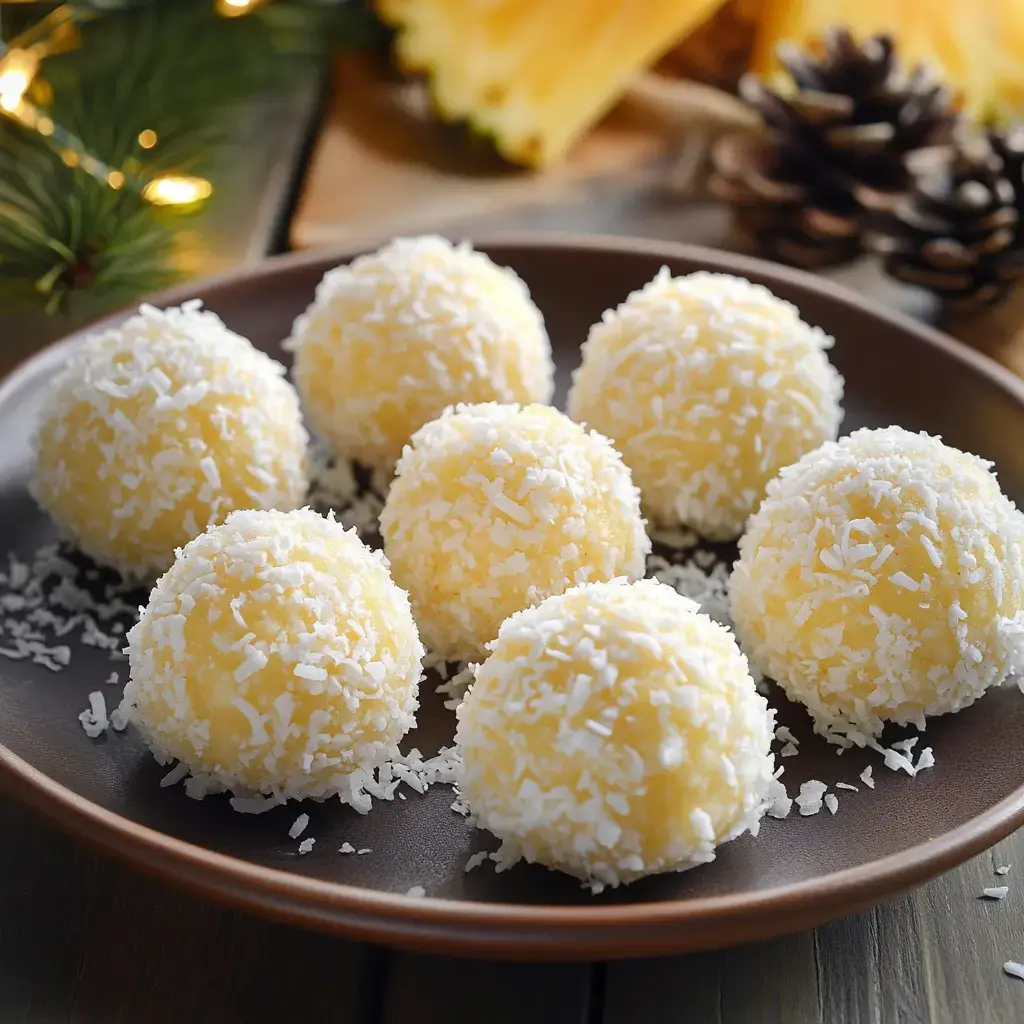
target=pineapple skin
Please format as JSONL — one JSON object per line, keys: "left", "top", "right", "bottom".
{"left": 376, "top": 0, "right": 730, "bottom": 166}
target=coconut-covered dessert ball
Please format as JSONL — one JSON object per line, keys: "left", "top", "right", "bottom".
{"left": 285, "top": 235, "right": 554, "bottom": 471}
{"left": 32, "top": 301, "right": 308, "bottom": 578}
{"left": 731, "top": 426, "right": 1024, "bottom": 746}
{"left": 120, "top": 508, "right": 423, "bottom": 806}
{"left": 567, "top": 269, "right": 843, "bottom": 540}
{"left": 379, "top": 403, "right": 650, "bottom": 662}
{"left": 456, "top": 578, "right": 775, "bottom": 891}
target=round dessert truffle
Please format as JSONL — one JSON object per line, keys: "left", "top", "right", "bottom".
{"left": 456, "top": 578, "right": 775, "bottom": 891}
{"left": 731, "top": 426, "right": 1024, "bottom": 746}
{"left": 120, "top": 508, "right": 423, "bottom": 806}
{"left": 379, "top": 402, "right": 650, "bottom": 662}
{"left": 567, "top": 269, "right": 844, "bottom": 539}
{"left": 32, "top": 301, "right": 308, "bottom": 578}
{"left": 285, "top": 235, "right": 554, "bottom": 471}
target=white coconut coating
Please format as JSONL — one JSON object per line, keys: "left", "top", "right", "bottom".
{"left": 567, "top": 269, "right": 844, "bottom": 539}
{"left": 379, "top": 402, "right": 650, "bottom": 662}
{"left": 285, "top": 236, "right": 554, "bottom": 471}
{"left": 456, "top": 579, "right": 775, "bottom": 891}
{"left": 32, "top": 301, "right": 308, "bottom": 578}
{"left": 731, "top": 426, "right": 1024, "bottom": 746}
{"left": 120, "top": 508, "right": 423, "bottom": 806}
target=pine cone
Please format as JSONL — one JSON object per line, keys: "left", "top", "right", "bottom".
{"left": 865, "top": 133, "right": 1024, "bottom": 311}
{"left": 990, "top": 125, "right": 1024, "bottom": 246}
{"left": 710, "top": 29, "right": 960, "bottom": 269}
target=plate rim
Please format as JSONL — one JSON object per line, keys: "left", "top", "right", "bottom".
{"left": 3, "top": 233, "right": 1024, "bottom": 959}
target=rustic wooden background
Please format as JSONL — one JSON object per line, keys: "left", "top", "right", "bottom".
{"left": 2, "top": 59, "right": 1024, "bottom": 1024}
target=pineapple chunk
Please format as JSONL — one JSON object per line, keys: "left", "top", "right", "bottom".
{"left": 376, "top": 0, "right": 729, "bottom": 166}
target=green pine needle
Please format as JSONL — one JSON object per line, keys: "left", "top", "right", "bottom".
{"left": 0, "top": 0, "right": 381, "bottom": 315}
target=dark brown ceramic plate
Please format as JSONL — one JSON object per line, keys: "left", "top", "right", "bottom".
{"left": 1, "top": 236, "right": 1023, "bottom": 961}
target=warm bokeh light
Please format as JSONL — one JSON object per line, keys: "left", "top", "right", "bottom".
{"left": 216, "top": 0, "right": 268, "bottom": 17}
{"left": 142, "top": 175, "right": 213, "bottom": 206}
{"left": 106, "top": 170, "right": 126, "bottom": 190}
{"left": 138, "top": 129, "right": 157, "bottom": 149}
{"left": 0, "top": 49, "right": 39, "bottom": 113}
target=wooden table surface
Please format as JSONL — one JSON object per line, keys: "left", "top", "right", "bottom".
{"left": 3, "top": 67, "right": 1024, "bottom": 1024}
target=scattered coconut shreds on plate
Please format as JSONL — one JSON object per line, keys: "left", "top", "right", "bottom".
{"left": 160, "top": 763, "right": 189, "bottom": 788}
{"left": 835, "top": 782, "right": 859, "bottom": 792}
{"left": 288, "top": 813, "right": 310, "bottom": 839}
{"left": 982, "top": 886, "right": 1010, "bottom": 900}
{"left": 796, "top": 780, "right": 828, "bottom": 816}
{"left": 1004, "top": 961, "right": 1024, "bottom": 981}
{"left": 996, "top": 865, "right": 1012, "bottom": 876}
{"left": 860, "top": 766, "right": 875, "bottom": 789}
{"left": 78, "top": 690, "right": 109, "bottom": 738}
{"left": 890, "top": 737, "right": 918, "bottom": 755}
{"left": 880, "top": 746, "right": 917, "bottom": 777}
{"left": 0, "top": 545, "right": 136, "bottom": 674}
{"left": 405, "top": 885, "right": 427, "bottom": 898}
{"left": 171, "top": 744, "right": 461, "bottom": 816}
{"left": 434, "top": 661, "right": 476, "bottom": 710}
{"left": 780, "top": 742, "right": 799, "bottom": 757}
{"left": 306, "top": 453, "right": 385, "bottom": 542}
{"left": 824, "top": 793, "right": 839, "bottom": 815}
{"left": 775, "top": 725, "right": 799, "bottom": 746}
{"left": 298, "top": 838, "right": 315, "bottom": 855}
{"left": 465, "top": 850, "right": 489, "bottom": 873}
{"left": 357, "top": 848, "right": 372, "bottom": 856}
{"left": 105, "top": 671, "right": 119, "bottom": 685}
{"left": 915, "top": 747, "right": 935, "bottom": 772}
{"left": 338, "top": 842, "right": 355, "bottom": 855}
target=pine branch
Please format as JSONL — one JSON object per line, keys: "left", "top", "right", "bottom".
{"left": 0, "top": 0, "right": 381, "bottom": 315}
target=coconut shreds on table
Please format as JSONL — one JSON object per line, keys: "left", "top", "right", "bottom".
{"left": 78, "top": 690, "right": 109, "bottom": 738}
{"left": 780, "top": 742, "right": 799, "bottom": 757}
{"left": 405, "top": 885, "right": 427, "bottom": 898}
{"left": 860, "top": 767, "right": 875, "bottom": 789}
{"left": 982, "top": 886, "right": 1010, "bottom": 900}
{"left": 289, "top": 813, "right": 310, "bottom": 840}
{"left": 298, "top": 838, "right": 315, "bottom": 855}
{"left": 835, "top": 782, "right": 859, "bottom": 792}
{"left": 997, "top": 865, "right": 1012, "bottom": 875}
{"left": 1004, "top": 961, "right": 1024, "bottom": 981}
{"left": 824, "top": 793, "right": 839, "bottom": 815}
{"left": 357, "top": 848, "right": 372, "bottom": 855}
{"left": 338, "top": 842, "right": 355, "bottom": 854}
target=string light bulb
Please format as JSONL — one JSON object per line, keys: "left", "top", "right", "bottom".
{"left": 0, "top": 49, "right": 39, "bottom": 113}
{"left": 216, "top": 0, "right": 270, "bottom": 17}
{"left": 142, "top": 175, "right": 213, "bottom": 207}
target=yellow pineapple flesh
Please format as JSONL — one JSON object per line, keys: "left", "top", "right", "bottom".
{"left": 376, "top": 0, "right": 730, "bottom": 167}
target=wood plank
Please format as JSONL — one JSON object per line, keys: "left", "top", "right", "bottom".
{"left": 381, "top": 952, "right": 594, "bottom": 1024}
{"left": 604, "top": 931, "right": 821, "bottom": 1024}
{"left": 0, "top": 802, "right": 97, "bottom": 1023}
{"left": 604, "top": 834, "right": 1024, "bottom": 1024}
{"left": 67, "top": 861, "right": 370, "bottom": 1024}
